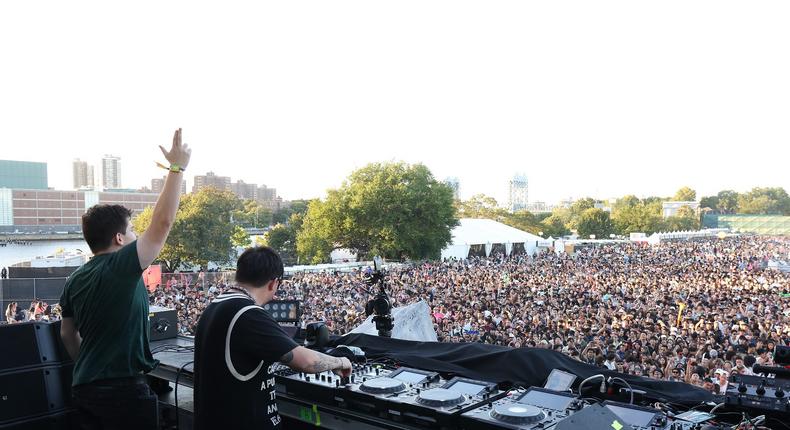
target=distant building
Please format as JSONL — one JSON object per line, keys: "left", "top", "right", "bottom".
{"left": 558, "top": 198, "right": 575, "bottom": 209}
{"left": 594, "top": 202, "right": 612, "bottom": 212}
{"left": 101, "top": 155, "right": 122, "bottom": 189}
{"left": 662, "top": 201, "right": 700, "bottom": 218}
{"left": 192, "top": 171, "right": 231, "bottom": 193}
{"left": 508, "top": 174, "right": 529, "bottom": 212}
{"left": 151, "top": 176, "right": 186, "bottom": 194}
{"left": 0, "top": 188, "right": 158, "bottom": 228}
{"left": 0, "top": 160, "right": 48, "bottom": 190}
{"left": 444, "top": 177, "right": 460, "bottom": 199}
{"left": 256, "top": 185, "right": 279, "bottom": 210}
{"left": 72, "top": 159, "right": 95, "bottom": 189}
{"left": 525, "top": 202, "right": 552, "bottom": 214}
{"left": 231, "top": 180, "right": 258, "bottom": 200}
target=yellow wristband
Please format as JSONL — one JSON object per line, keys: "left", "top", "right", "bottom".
{"left": 156, "top": 162, "right": 185, "bottom": 173}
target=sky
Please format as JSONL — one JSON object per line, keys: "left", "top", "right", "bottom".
{"left": 1, "top": 1, "right": 788, "bottom": 205}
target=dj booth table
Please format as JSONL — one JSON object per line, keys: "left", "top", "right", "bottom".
{"left": 149, "top": 335, "right": 723, "bottom": 430}
{"left": 150, "top": 337, "right": 426, "bottom": 430}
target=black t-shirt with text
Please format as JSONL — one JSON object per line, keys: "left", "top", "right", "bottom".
{"left": 194, "top": 293, "right": 298, "bottom": 430}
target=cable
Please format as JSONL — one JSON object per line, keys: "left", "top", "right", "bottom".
{"left": 709, "top": 402, "right": 725, "bottom": 414}
{"left": 609, "top": 376, "right": 634, "bottom": 404}
{"left": 577, "top": 374, "right": 606, "bottom": 397}
{"left": 174, "top": 360, "right": 194, "bottom": 430}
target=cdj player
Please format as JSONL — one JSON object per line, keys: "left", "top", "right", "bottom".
{"left": 273, "top": 362, "right": 506, "bottom": 429}
{"left": 340, "top": 369, "right": 506, "bottom": 428}
{"left": 460, "top": 387, "right": 584, "bottom": 430}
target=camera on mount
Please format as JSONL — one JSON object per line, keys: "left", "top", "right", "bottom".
{"left": 364, "top": 256, "right": 394, "bottom": 338}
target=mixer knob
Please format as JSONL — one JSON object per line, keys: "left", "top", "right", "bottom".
{"left": 775, "top": 388, "right": 785, "bottom": 398}
{"left": 737, "top": 382, "right": 747, "bottom": 393}
{"left": 756, "top": 383, "right": 766, "bottom": 396}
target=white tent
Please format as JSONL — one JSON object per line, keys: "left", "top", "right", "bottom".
{"left": 440, "top": 218, "right": 546, "bottom": 260}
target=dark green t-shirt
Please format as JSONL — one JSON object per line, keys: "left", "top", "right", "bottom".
{"left": 59, "top": 241, "right": 158, "bottom": 386}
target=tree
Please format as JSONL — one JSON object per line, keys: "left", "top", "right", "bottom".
{"left": 233, "top": 199, "right": 272, "bottom": 228}
{"left": 673, "top": 187, "right": 697, "bottom": 202}
{"left": 273, "top": 199, "right": 310, "bottom": 225}
{"left": 716, "top": 190, "right": 739, "bottom": 214}
{"left": 456, "top": 194, "right": 503, "bottom": 219}
{"left": 230, "top": 225, "right": 251, "bottom": 248}
{"left": 699, "top": 195, "right": 719, "bottom": 212}
{"left": 456, "top": 195, "right": 543, "bottom": 234}
{"left": 737, "top": 187, "right": 790, "bottom": 215}
{"left": 567, "top": 198, "right": 597, "bottom": 230}
{"left": 576, "top": 208, "right": 615, "bottom": 239}
{"left": 664, "top": 206, "right": 699, "bottom": 231}
{"left": 502, "top": 210, "right": 542, "bottom": 235}
{"left": 263, "top": 223, "right": 298, "bottom": 265}
{"left": 611, "top": 196, "right": 666, "bottom": 235}
{"left": 132, "top": 188, "right": 243, "bottom": 271}
{"left": 296, "top": 162, "right": 458, "bottom": 262}
{"left": 540, "top": 214, "right": 570, "bottom": 237}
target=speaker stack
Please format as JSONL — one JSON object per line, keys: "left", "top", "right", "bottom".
{"left": 0, "top": 321, "right": 77, "bottom": 429}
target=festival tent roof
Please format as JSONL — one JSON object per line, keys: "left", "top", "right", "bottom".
{"left": 440, "top": 218, "right": 546, "bottom": 260}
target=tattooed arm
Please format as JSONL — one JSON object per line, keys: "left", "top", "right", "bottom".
{"left": 279, "top": 346, "right": 352, "bottom": 376}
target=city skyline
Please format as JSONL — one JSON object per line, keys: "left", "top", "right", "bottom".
{"left": 1, "top": 154, "right": 787, "bottom": 206}
{"left": 0, "top": 2, "right": 788, "bottom": 204}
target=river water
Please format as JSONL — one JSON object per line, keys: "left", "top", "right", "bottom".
{"left": 0, "top": 240, "right": 89, "bottom": 268}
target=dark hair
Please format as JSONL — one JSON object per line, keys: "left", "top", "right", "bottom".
{"left": 82, "top": 205, "right": 133, "bottom": 253}
{"left": 235, "top": 246, "right": 284, "bottom": 288}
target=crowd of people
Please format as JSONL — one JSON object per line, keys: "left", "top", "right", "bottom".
{"left": 4, "top": 299, "right": 61, "bottom": 323}
{"left": 278, "top": 236, "right": 789, "bottom": 394}
{"left": 9, "top": 235, "right": 789, "bottom": 395}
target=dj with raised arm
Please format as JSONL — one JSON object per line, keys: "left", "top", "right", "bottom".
{"left": 59, "top": 129, "right": 191, "bottom": 430}
{"left": 194, "top": 246, "right": 352, "bottom": 429}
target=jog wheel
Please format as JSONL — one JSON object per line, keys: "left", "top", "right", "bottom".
{"left": 359, "top": 377, "right": 407, "bottom": 395}
{"left": 490, "top": 403, "right": 545, "bottom": 424}
{"left": 416, "top": 388, "right": 465, "bottom": 407}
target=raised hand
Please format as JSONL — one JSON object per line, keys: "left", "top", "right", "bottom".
{"left": 159, "top": 128, "right": 192, "bottom": 169}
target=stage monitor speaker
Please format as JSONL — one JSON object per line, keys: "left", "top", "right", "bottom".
{"left": 0, "top": 322, "right": 66, "bottom": 371}
{"left": 0, "top": 365, "right": 73, "bottom": 423}
{"left": 0, "top": 409, "right": 77, "bottom": 430}
{"left": 555, "top": 404, "right": 635, "bottom": 430}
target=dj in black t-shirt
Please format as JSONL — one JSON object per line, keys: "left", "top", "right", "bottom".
{"left": 194, "top": 247, "right": 352, "bottom": 430}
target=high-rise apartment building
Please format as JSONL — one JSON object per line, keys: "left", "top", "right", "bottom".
{"left": 256, "top": 185, "right": 279, "bottom": 210}
{"left": 192, "top": 171, "right": 231, "bottom": 193}
{"left": 508, "top": 174, "right": 529, "bottom": 212}
{"left": 231, "top": 180, "right": 258, "bottom": 200}
{"left": 72, "top": 159, "right": 95, "bottom": 189}
{"left": 151, "top": 176, "right": 187, "bottom": 194}
{"left": 101, "top": 155, "right": 122, "bottom": 189}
